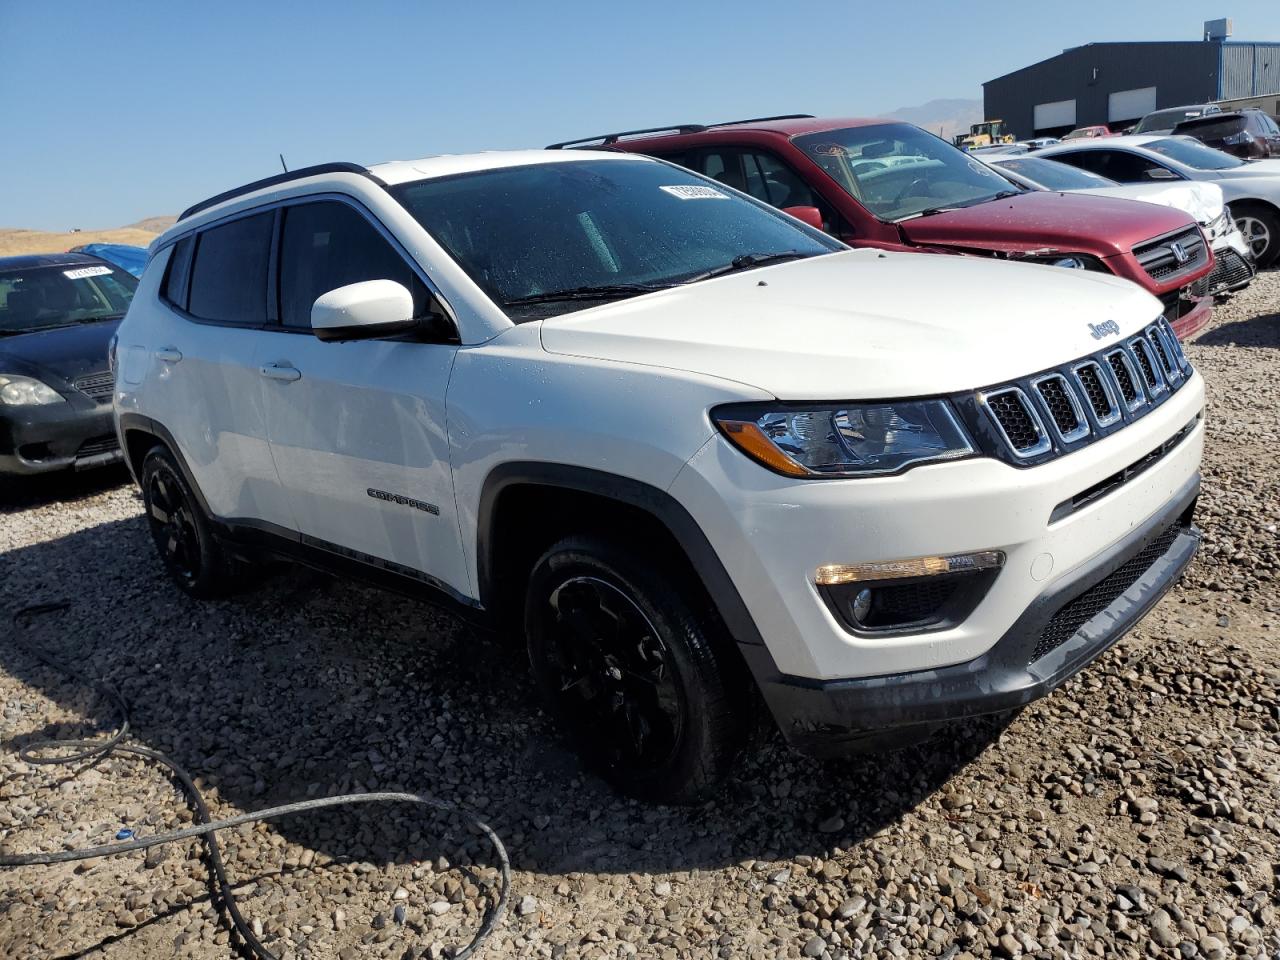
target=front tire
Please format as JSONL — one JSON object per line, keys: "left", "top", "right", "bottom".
{"left": 140, "top": 445, "right": 244, "bottom": 599}
{"left": 524, "top": 535, "right": 746, "bottom": 803}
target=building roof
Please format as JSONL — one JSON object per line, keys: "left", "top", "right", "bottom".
{"left": 985, "top": 39, "right": 1276, "bottom": 86}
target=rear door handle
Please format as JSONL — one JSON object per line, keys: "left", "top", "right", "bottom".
{"left": 155, "top": 347, "right": 183, "bottom": 363}
{"left": 260, "top": 362, "right": 301, "bottom": 382}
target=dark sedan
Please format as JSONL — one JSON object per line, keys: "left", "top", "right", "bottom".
{"left": 0, "top": 253, "right": 137, "bottom": 475}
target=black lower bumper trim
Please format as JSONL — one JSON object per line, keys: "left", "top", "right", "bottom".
{"left": 753, "top": 475, "right": 1201, "bottom": 758}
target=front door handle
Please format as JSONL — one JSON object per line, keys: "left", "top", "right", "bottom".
{"left": 260, "top": 362, "right": 301, "bottom": 382}
{"left": 155, "top": 347, "right": 183, "bottom": 363}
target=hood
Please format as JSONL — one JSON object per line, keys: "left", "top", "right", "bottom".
{"left": 1068, "top": 181, "right": 1223, "bottom": 225}
{"left": 539, "top": 250, "right": 1161, "bottom": 400}
{"left": 898, "top": 190, "right": 1197, "bottom": 257}
{"left": 0, "top": 319, "right": 119, "bottom": 386}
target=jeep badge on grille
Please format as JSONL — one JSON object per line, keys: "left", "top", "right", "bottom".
{"left": 1088, "top": 320, "right": 1120, "bottom": 340}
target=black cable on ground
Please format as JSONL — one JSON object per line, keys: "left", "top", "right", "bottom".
{"left": 1, "top": 602, "right": 510, "bottom": 960}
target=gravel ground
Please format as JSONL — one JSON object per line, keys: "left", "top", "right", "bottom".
{"left": 1, "top": 272, "right": 1278, "bottom": 960}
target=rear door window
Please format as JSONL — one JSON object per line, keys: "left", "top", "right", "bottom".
{"left": 187, "top": 212, "right": 273, "bottom": 325}
{"left": 277, "top": 200, "right": 430, "bottom": 330}
{"left": 1053, "top": 149, "right": 1159, "bottom": 182}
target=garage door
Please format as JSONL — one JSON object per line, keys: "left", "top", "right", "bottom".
{"left": 1034, "top": 99, "right": 1076, "bottom": 131}
{"left": 1109, "top": 87, "right": 1157, "bottom": 124}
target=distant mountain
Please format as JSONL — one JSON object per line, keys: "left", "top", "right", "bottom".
{"left": 878, "top": 98, "right": 983, "bottom": 140}
{"left": 0, "top": 215, "right": 176, "bottom": 257}
{"left": 125, "top": 215, "right": 178, "bottom": 234}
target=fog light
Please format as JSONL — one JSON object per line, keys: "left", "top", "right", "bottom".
{"left": 816, "top": 550, "right": 1005, "bottom": 635}
{"left": 850, "top": 588, "right": 873, "bottom": 624}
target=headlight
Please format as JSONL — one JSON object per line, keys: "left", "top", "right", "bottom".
{"left": 1015, "top": 253, "right": 1106, "bottom": 271}
{"left": 713, "top": 400, "right": 975, "bottom": 477}
{"left": 0, "top": 375, "right": 65, "bottom": 406}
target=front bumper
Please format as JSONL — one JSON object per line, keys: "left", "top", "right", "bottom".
{"left": 1205, "top": 231, "right": 1257, "bottom": 296}
{"left": 1163, "top": 290, "right": 1212, "bottom": 341}
{"left": 746, "top": 476, "right": 1199, "bottom": 756}
{"left": 0, "top": 399, "right": 121, "bottom": 475}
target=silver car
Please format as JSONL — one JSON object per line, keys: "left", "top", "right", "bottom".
{"left": 1038, "top": 135, "right": 1280, "bottom": 266}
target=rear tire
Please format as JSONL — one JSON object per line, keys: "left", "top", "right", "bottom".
{"left": 524, "top": 535, "right": 745, "bottom": 803}
{"left": 140, "top": 445, "right": 245, "bottom": 599}
{"left": 1234, "top": 204, "right": 1279, "bottom": 267}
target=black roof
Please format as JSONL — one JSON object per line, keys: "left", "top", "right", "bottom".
{"left": 0, "top": 252, "right": 109, "bottom": 271}
{"left": 178, "top": 162, "right": 383, "bottom": 221}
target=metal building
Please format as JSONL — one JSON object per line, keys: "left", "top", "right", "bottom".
{"left": 984, "top": 28, "right": 1280, "bottom": 138}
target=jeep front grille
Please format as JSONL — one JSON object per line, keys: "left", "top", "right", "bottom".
{"left": 979, "top": 388, "right": 1050, "bottom": 456}
{"left": 963, "top": 317, "right": 1195, "bottom": 466}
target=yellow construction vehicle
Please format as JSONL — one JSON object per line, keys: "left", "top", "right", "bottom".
{"left": 953, "top": 120, "right": 1016, "bottom": 150}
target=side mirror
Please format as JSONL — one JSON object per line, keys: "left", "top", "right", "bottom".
{"left": 782, "top": 205, "right": 825, "bottom": 232}
{"left": 312, "top": 279, "right": 418, "bottom": 342}
{"left": 1145, "top": 166, "right": 1178, "bottom": 181}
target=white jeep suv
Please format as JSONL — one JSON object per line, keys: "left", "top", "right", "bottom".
{"left": 113, "top": 151, "right": 1204, "bottom": 802}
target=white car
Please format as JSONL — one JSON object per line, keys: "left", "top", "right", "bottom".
{"left": 988, "top": 155, "right": 1255, "bottom": 295}
{"left": 112, "top": 151, "right": 1204, "bottom": 801}
{"left": 1037, "top": 135, "right": 1280, "bottom": 266}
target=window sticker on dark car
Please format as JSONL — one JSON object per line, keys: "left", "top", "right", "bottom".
{"left": 63, "top": 265, "right": 112, "bottom": 280}
{"left": 659, "top": 185, "right": 729, "bottom": 200}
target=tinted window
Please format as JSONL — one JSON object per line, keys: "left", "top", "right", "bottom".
{"left": 162, "top": 235, "right": 194, "bottom": 309}
{"left": 1175, "top": 116, "right": 1246, "bottom": 140}
{"left": 278, "top": 201, "right": 427, "bottom": 329}
{"left": 187, "top": 212, "right": 273, "bottom": 325}
{"left": 0, "top": 262, "right": 137, "bottom": 334}
{"left": 1143, "top": 137, "right": 1244, "bottom": 170}
{"left": 993, "top": 157, "right": 1115, "bottom": 190}
{"left": 1050, "top": 150, "right": 1162, "bottom": 182}
{"left": 392, "top": 158, "right": 838, "bottom": 321}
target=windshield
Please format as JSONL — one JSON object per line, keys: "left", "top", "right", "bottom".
{"left": 0, "top": 262, "right": 137, "bottom": 335}
{"left": 994, "top": 157, "right": 1116, "bottom": 190}
{"left": 1144, "top": 137, "right": 1245, "bottom": 170}
{"left": 392, "top": 158, "right": 839, "bottom": 320}
{"left": 1135, "top": 108, "right": 1208, "bottom": 133}
{"left": 791, "top": 122, "right": 1022, "bottom": 221}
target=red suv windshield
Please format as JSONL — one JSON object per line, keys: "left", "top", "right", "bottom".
{"left": 792, "top": 123, "right": 1021, "bottom": 222}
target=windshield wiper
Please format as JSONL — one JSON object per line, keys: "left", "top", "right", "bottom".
{"left": 898, "top": 190, "right": 1026, "bottom": 221}
{"left": 681, "top": 251, "right": 812, "bottom": 284}
{"left": 504, "top": 283, "right": 667, "bottom": 306}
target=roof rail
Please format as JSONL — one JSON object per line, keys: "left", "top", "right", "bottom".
{"left": 546, "top": 125, "right": 709, "bottom": 150}
{"left": 178, "top": 162, "right": 386, "bottom": 221}
{"left": 706, "top": 113, "right": 815, "bottom": 127}
{"left": 546, "top": 114, "right": 815, "bottom": 150}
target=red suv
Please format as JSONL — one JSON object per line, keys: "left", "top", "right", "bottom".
{"left": 549, "top": 116, "right": 1215, "bottom": 338}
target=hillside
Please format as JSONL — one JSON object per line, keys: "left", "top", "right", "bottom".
{"left": 878, "top": 97, "right": 983, "bottom": 141}
{"left": 0, "top": 217, "right": 175, "bottom": 258}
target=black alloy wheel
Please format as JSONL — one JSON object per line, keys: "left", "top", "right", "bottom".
{"left": 139, "top": 446, "right": 245, "bottom": 599}
{"left": 525, "top": 535, "right": 745, "bottom": 803}
{"left": 146, "top": 465, "right": 201, "bottom": 585}
{"left": 544, "top": 575, "right": 684, "bottom": 772}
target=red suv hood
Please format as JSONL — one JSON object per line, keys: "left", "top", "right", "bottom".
{"left": 898, "top": 191, "right": 1198, "bottom": 258}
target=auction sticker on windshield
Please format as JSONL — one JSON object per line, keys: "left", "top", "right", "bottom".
{"left": 63, "top": 265, "right": 113, "bottom": 280}
{"left": 660, "top": 185, "right": 729, "bottom": 200}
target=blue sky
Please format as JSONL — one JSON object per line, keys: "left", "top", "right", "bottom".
{"left": 2, "top": 1, "right": 1277, "bottom": 229}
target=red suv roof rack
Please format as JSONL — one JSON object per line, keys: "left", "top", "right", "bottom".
{"left": 546, "top": 115, "right": 815, "bottom": 150}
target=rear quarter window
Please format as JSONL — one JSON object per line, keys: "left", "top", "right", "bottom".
{"left": 161, "top": 235, "right": 194, "bottom": 310}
